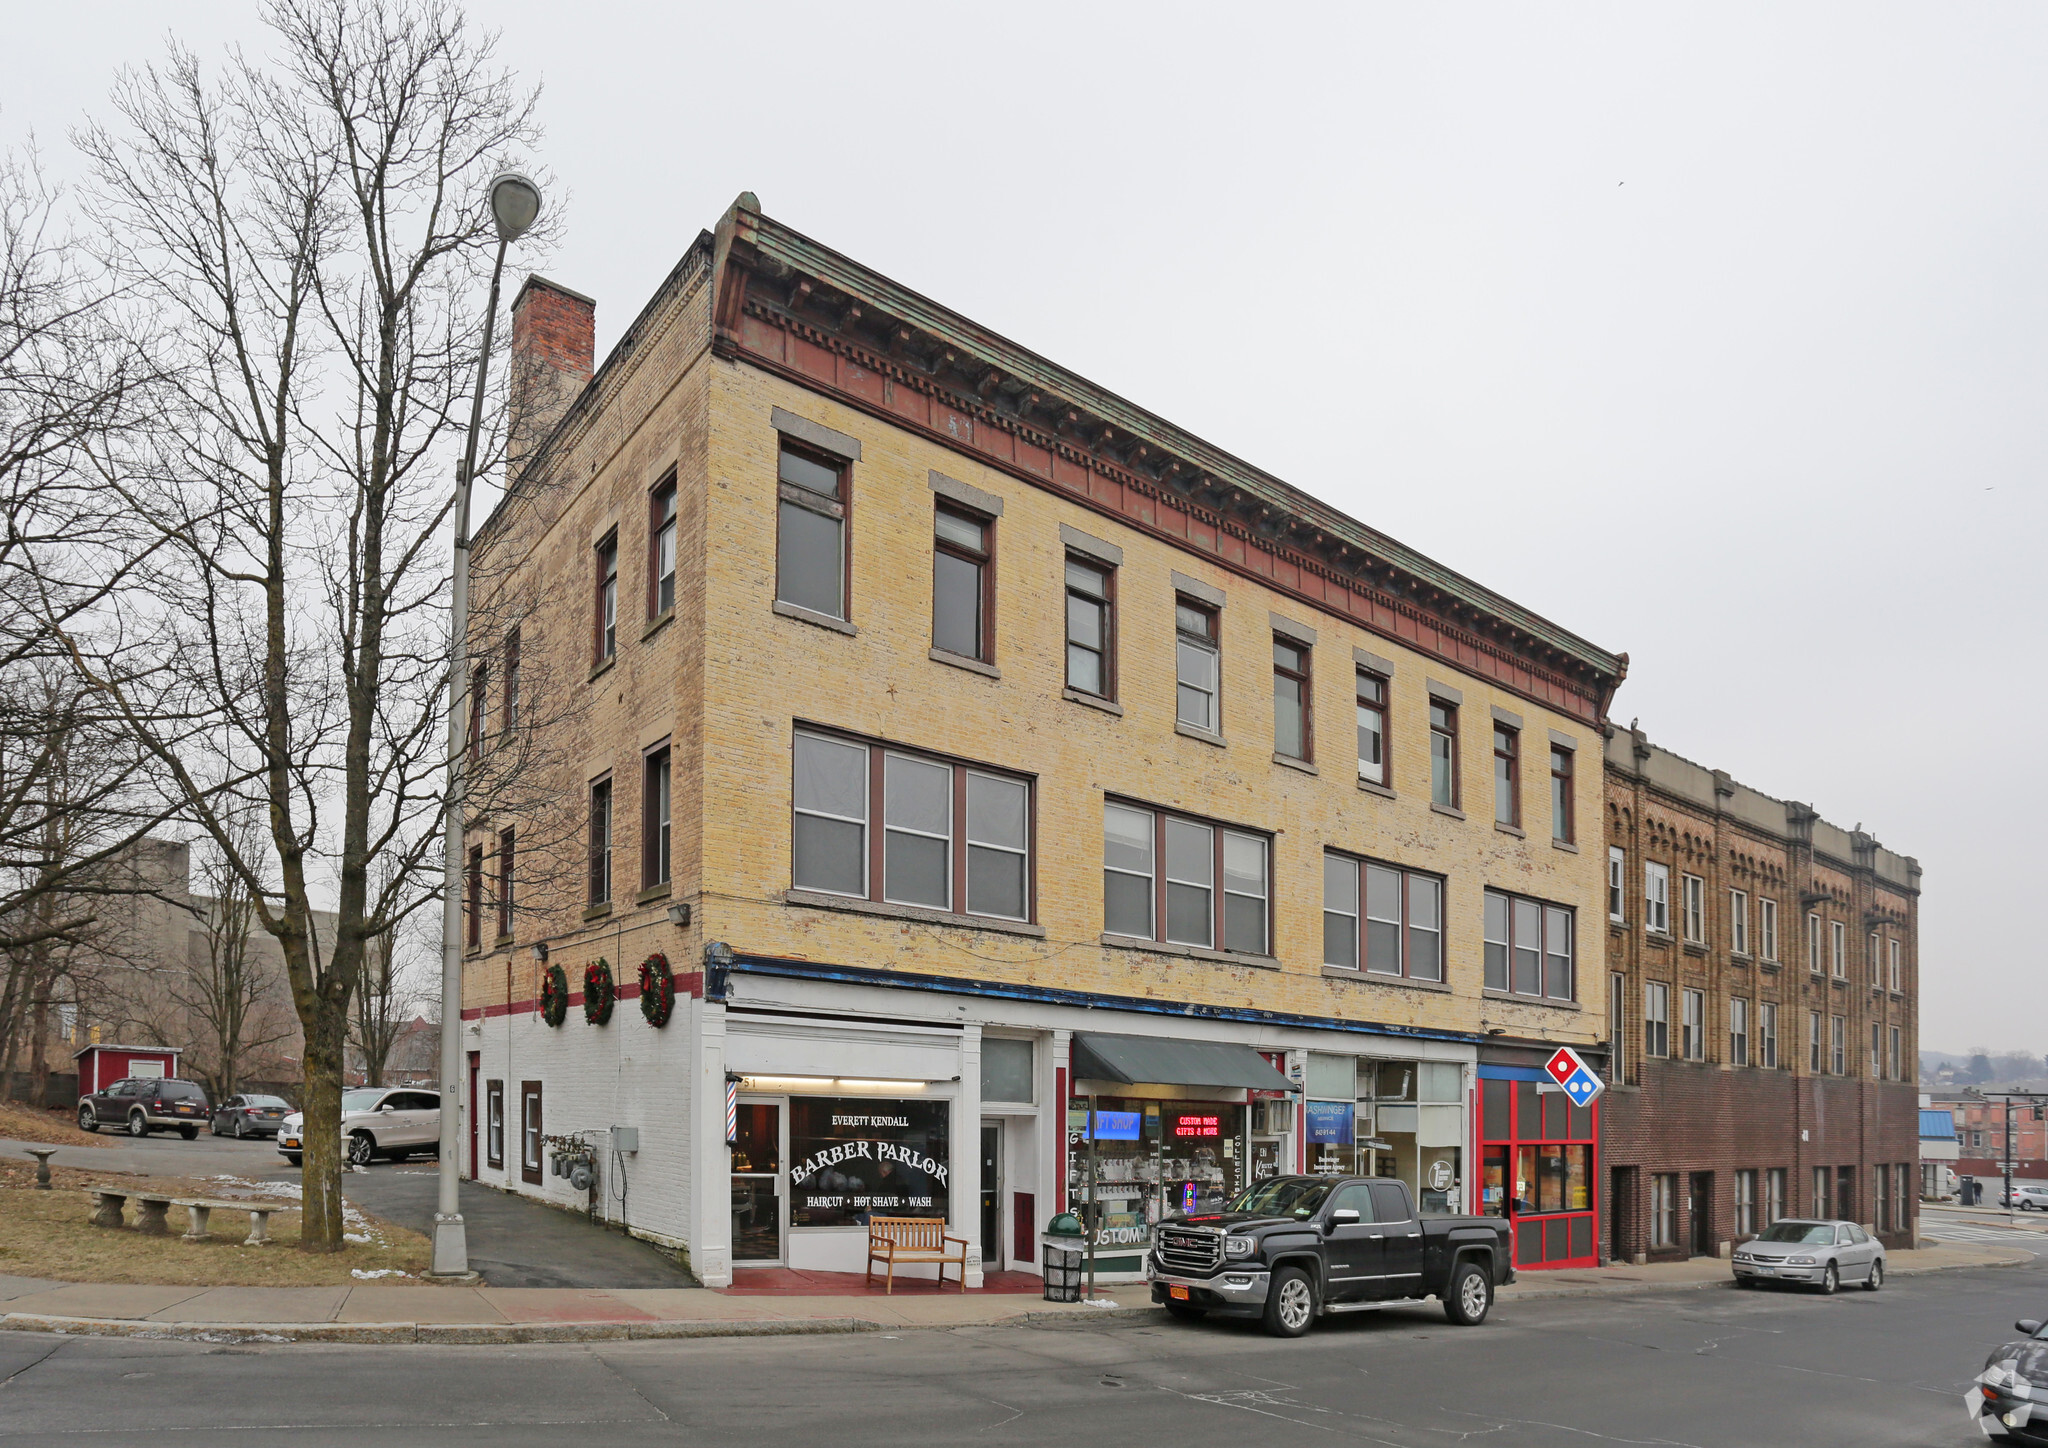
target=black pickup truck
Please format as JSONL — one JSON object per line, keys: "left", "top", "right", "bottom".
{"left": 1147, "top": 1174, "right": 1515, "bottom": 1337}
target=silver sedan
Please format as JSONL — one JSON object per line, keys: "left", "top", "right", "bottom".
{"left": 1731, "top": 1218, "right": 1886, "bottom": 1293}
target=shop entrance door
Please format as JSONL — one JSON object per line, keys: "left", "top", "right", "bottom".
{"left": 1689, "top": 1172, "right": 1714, "bottom": 1257}
{"left": 980, "top": 1121, "right": 1002, "bottom": 1272}
{"left": 730, "top": 1100, "right": 783, "bottom": 1265}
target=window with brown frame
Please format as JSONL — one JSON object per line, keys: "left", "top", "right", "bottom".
{"left": 1103, "top": 800, "right": 1269, "bottom": 956}
{"left": 643, "top": 744, "right": 671, "bottom": 889}
{"left": 469, "top": 664, "right": 487, "bottom": 760}
{"left": 932, "top": 503, "right": 993, "bottom": 662}
{"left": 649, "top": 476, "right": 678, "bottom": 619}
{"left": 1174, "top": 597, "right": 1220, "bottom": 732}
{"left": 1493, "top": 723, "right": 1520, "bottom": 827}
{"left": 776, "top": 441, "right": 848, "bottom": 620}
{"left": 1484, "top": 888, "right": 1575, "bottom": 1000}
{"left": 466, "top": 845, "right": 484, "bottom": 949}
{"left": 502, "top": 628, "right": 520, "bottom": 733}
{"left": 594, "top": 531, "right": 619, "bottom": 663}
{"left": 520, "top": 1081, "right": 543, "bottom": 1185}
{"left": 1355, "top": 670, "right": 1387, "bottom": 785}
{"left": 485, "top": 1080, "right": 504, "bottom": 1169}
{"left": 1550, "top": 744, "right": 1573, "bottom": 842}
{"left": 1064, "top": 555, "right": 1114, "bottom": 698}
{"left": 588, "top": 777, "right": 612, "bottom": 907}
{"left": 791, "top": 727, "right": 1032, "bottom": 921}
{"left": 1430, "top": 699, "right": 1458, "bottom": 808}
{"left": 1273, "top": 636, "right": 1311, "bottom": 761}
{"left": 1322, "top": 851, "right": 1443, "bottom": 980}
{"left": 496, "top": 828, "right": 515, "bottom": 940}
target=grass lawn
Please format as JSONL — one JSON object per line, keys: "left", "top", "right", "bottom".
{"left": 0, "top": 1101, "right": 112, "bottom": 1148}
{"left": 0, "top": 1159, "right": 432, "bottom": 1286}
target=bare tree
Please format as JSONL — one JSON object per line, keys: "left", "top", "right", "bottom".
{"left": 352, "top": 879, "right": 428, "bottom": 1089}
{"left": 169, "top": 819, "right": 299, "bottom": 1103}
{"left": 55, "top": 0, "right": 550, "bottom": 1250}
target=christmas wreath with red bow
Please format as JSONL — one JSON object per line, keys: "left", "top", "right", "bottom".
{"left": 538, "top": 962, "right": 569, "bottom": 1027}
{"left": 638, "top": 952, "right": 675, "bottom": 1028}
{"left": 583, "top": 958, "right": 616, "bottom": 1025}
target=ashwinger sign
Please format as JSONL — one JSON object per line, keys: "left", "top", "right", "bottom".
{"left": 787, "top": 1097, "right": 950, "bottom": 1228}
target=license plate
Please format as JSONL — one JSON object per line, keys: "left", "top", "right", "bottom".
{"left": 1169, "top": 1285, "right": 1190, "bottom": 1301}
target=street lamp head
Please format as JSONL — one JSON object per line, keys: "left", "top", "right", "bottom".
{"left": 488, "top": 171, "right": 542, "bottom": 243}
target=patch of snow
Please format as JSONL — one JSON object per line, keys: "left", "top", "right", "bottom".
{"left": 351, "top": 1268, "right": 410, "bottom": 1279}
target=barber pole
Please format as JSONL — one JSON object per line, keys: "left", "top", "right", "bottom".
{"left": 725, "top": 1078, "right": 738, "bottom": 1145}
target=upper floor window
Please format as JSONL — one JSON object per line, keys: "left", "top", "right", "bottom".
{"left": 1273, "top": 637, "right": 1311, "bottom": 761}
{"left": 1105, "top": 801, "right": 1268, "bottom": 955}
{"left": 595, "top": 532, "right": 619, "bottom": 663}
{"left": 1175, "top": 599, "right": 1220, "bottom": 733}
{"left": 1729, "top": 996, "right": 1750, "bottom": 1066}
{"left": 1643, "top": 981, "right": 1670, "bottom": 1058}
{"left": 502, "top": 628, "right": 520, "bottom": 732}
{"left": 1356, "top": 671, "right": 1387, "bottom": 785}
{"left": 1730, "top": 889, "right": 1749, "bottom": 955}
{"left": 932, "top": 504, "right": 993, "bottom": 662}
{"left": 1830, "top": 919, "right": 1847, "bottom": 978}
{"left": 1868, "top": 931, "right": 1881, "bottom": 986}
{"left": 643, "top": 745, "right": 671, "bottom": 889}
{"left": 1607, "top": 847, "right": 1625, "bottom": 922}
{"left": 1323, "top": 853, "right": 1443, "bottom": 981}
{"left": 1681, "top": 873, "right": 1705, "bottom": 944}
{"left": 587, "top": 777, "right": 613, "bottom": 906}
{"left": 1492, "top": 724, "right": 1520, "bottom": 827}
{"left": 1484, "top": 888, "right": 1574, "bottom": 1000}
{"left": 1644, "top": 861, "right": 1670, "bottom": 934}
{"left": 1681, "top": 987, "right": 1705, "bottom": 1060}
{"left": 1887, "top": 937, "right": 1901, "bottom": 992}
{"left": 650, "top": 478, "right": 677, "bottom": 618}
{"left": 1870, "top": 1021, "right": 1882, "bottom": 1077}
{"left": 776, "top": 442, "right": 848, "bottom": 620}
{"left": 1609, "top": 973, "right": 1626, "bottom": 1081}
{"left": 1429, "top": 700, "right": 1458, "bottom": 808}
{"left": 496, "top": 828, "right": 515, "bottom": 940}
{"left": 1829, "top": 1014, "right": 1846, "bottom": 1075}
{"left": 1550, "top": 744, "right": 1573, "bottom": 843}
{"left": 1760, "top": 1002, "right": 1779, "bottom": 1069}
{"left": 469, "top": 664, "right": 487, "bottom": 760}
{"left": 1808, "top": 1010, "right": 1822, "bottom": 1073}
{"left": 1064, "top": 556, "right": 1114, "bottom": 698}
{"left": 1806, "top": 911, "right": 1824, "bottom": 972}
{"left": 1759, "top": 897, "right": 1778, "bottom": 961}
{"left": 466, "top": 844, "right": 484, "bottom": 950}
{"left": 1888, "top": 1026, "right": 1901, "bottom": 1080}
{"left": 791, "top": 728, "right": 1032, "bottom": 921}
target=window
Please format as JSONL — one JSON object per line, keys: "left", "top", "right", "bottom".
{"left": 503, "top": 628, "right": 520, "bottom": 732}
{"left": 1760, "top": 1002, "right": 1778, "bottom": 1070}
{"left": 1064, "top": 556, "right": 1114, "bottom": 698}
{"left": 1609, "top": 972, "right": 1626, "bottom": 1082}
{"left": 1875, "top": 1165, "right": 1890, "bottom": 1234}
{"left": 1644, "top": 982, "right": 1670, "bottom": 1058}
{"left": 1813, "top": 1166, "right": 1830, "bottom": 1218}
{"left": 1681, "top": 874, "right": 1705, "bottom": 944}
{"left": 1735, "top": 1169, "right": 1757, "bottom": 1237}
{"left": 466, "top": 844, "right": 484, "bottom": 949}
{"left": 1766, "top": 1167, "right": 1786, "bottom": 1225}
{"left": 486, "top": 1081, "right": 504, "bottom": 1170}
{"left": 1831, "top": 920, "right": 1846, "bottom": 978}
{"left": 1323, "top": 853, "right": 1443, "bottom": 980}
{"left": 1644, "top": 862, "right": 1670, "bottom": 934}
{"left": 1493, "top": 724, "right": 1520, "bottom": 827}
{"left": 1730, "top": 890, "right": 1749, "bottom": 955}
{"left": 776, "top": 441, "right": 848, "bottom": 620}
{"left": 1429, "top": 699, "right": 1458, "bottom": 807}
{"left": 1652, "top": 1174, "right": 1678, "bottom": 1247}
{"left": 1868, "top": 931, "right": 1881, "bottom": 987}
{"left": 1356, "top": 671, "right": 1387, "bottom": 784}
{"left": 981, "top": 1038, "right": 1034, "bottom": 1103}
{"left": 1870, "top": 1021, "right": 1882, "bottom": 1077}
{"left": 595, "top": 532, "right": 619, "bottom": 662}
{"left": 469, "top": 664, "right": 487, "bottom": 760}
{"left": 1174, "top": 598, "right": 1220, "bottom": 732}
{"left": 1681, "top": 988, "right": 1705, "bottom": 1060}
{"left": 1888, "top": 938, "right": 1901, "bottom": 992}
{"left": 1806, "top": 911, "right": 1823, "bottom": 972}
{"left": 791, "top": 729, "right": 1032, "bottom": 921}
{"left": 1729, "top": 997, "right": 1749, "bottom": 1066}
{"left": 588, "top": 777, "right": 613, "bottom": 906}
{"left": 1888, "top": 1026, "right": 1901, "bottom": 1080}
{"left": 650, "top": 478, "right": 677, "bottom": 618}
{"left": 496, "top": 828, "right": 515, "bottom": 940}
{"left": 1608, "top": 847, "right": 1626, "bottom": 921}
{"left": 1808, "top": 1011, "right": 1822, "bottom": 1073}
{"left": 1105, "top": 802, "right": 1268, "bottom": 954}
{"left": 643, "top": 745, "right": 671, "bottom": 888}
{"left": 1829, "top": 1014, "right": 1845, "bottom": 1075}
{"left": 1483, "top": 889, "right": 1574, "bottom": 999}
{"left": 1273, "top": 636, "right": 1311, "bottom": 760}
{"left": 1759, "top": 897, "right": 1778, "bottom": 961}
{"left": 932, "top": 504, "right": 993, "bottom": 661}
{"left": 1550, "top": 745, "right": 1573, "bottom": 842}
{"left": 520, "top": 1081, "right": 543, "bottom": 1186}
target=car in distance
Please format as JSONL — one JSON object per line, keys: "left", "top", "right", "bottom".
{"left": 210, "top": 1093, "right": 292, "bottom": 1139}
{"left": 276, "top": 1087, "right": 441, "bottom": 1167}
{"left": 1731, "top": 1218, "right": 1885, "bottom": 1293}
{"left": 2007, "top": 1185, "right": 2048, "bottom": 1211}
{"left": 1968, "top": 1316, "right": 2048, "bottom": 1442}
{"left": 1147, "top": 1174, "right": 1515, "bottom": 1337}
{"left": 77, "top": 1078, "right": 212, "bottom": 1139}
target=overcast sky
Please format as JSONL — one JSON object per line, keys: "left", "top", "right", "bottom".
{"left": 7, "top": 4, "right": 2041, "bottom": 1054}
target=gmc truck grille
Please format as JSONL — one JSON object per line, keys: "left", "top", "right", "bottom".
{"left": 1156, "top": 1227, "right": 1222, "bottom": 1273}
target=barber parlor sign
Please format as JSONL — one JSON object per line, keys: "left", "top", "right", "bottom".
{"left": 787, "top": 1097, "right": 950, "bottom": 1227}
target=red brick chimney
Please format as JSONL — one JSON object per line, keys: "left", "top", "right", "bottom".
{"left": 508, "top": 275, "right": 596, "bottom": 476}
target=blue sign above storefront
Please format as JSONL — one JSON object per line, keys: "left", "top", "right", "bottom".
{"left": 1305, "top": 1100, "right": 1354, "bottom": 1145}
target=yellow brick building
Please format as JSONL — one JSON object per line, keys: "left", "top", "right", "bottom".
{"left": 461, "top": 196, "right": 1627, "bottom": 1285}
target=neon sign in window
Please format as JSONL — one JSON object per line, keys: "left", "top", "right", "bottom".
{"left": 1172, "top": 1113, "right": 1222, "bottom": 1138}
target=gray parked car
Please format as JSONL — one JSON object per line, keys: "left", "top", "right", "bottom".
{"left": 1731, "top": 1218, "right": 1885, "bottom": 1293}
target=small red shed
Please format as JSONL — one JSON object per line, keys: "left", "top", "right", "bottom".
{"left": 73, "top": 1043, "right": 183, "bottom": 1097}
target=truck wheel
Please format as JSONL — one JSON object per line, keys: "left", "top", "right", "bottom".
{"left": 127, "top": 1111, "right": 150, "bottom": 1138}
{"left": 282, "top": 1153, "right": 302, "bottom": 1167}
{"left": 1444, "top": 1261, "right": 1493, "bottom": 1326}
{"left": 1262, "top": 1265, "right": 1316, "bottom": 1338}
{"left": 178, "top": 1125, "right": 198, "bottom": 1140}
{"left": 1164, "top": 1302, "right": 1206, "bottom": 1322}
{"left": 78, "top": 1105, "right": 99, "bottom": 1133}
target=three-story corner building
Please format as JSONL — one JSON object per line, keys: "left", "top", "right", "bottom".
{"left": 458, "top": 194, "right": 1627, "bottom": 1287}
{"left": 1599, "top": 727, "right": 1921, "bottom": 1263}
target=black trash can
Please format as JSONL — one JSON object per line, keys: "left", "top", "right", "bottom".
{"left": 1042, "top": 1213, "right": 1085, "bottom": 1303}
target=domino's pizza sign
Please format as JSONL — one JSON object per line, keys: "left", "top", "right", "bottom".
{"left": 1544, "top": 1046, "right": 1606, "bottom": 1108}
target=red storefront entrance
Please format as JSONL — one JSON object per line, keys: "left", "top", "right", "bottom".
{"left": 1476, "top": 1064, "right": 1598, "bottom": 1269}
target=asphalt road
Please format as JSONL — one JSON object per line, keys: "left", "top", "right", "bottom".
{"left": 2, "top": 1246, "right": 2041, "bottom": 1447}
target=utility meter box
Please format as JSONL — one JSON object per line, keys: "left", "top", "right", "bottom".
{"left": 610, "top": 1125, "right": 639, "bottom": 1154}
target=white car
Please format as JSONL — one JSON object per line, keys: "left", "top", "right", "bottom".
{"left": 276, "top": 1087, "right": 442, "bottom": 1167}
{"left": 2007, "top": 1185, "right": 2048, "bottom": 1211}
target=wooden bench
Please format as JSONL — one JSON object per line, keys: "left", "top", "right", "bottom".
{"left": 864, "top": 1216, "right": 968, "bottom": 1294}
{"left": 174, "top": 1197, "right": 289, "bottom": 1247}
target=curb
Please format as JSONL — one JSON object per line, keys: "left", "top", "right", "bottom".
{"left": 1499, "top": 1248, "right": 2031, "bottom": 1304}
{"left": 0, "top": 1312, "right": 889, "bottom": 1345}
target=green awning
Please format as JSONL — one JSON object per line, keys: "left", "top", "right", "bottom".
{"left": 1071, "top": 1033, "right": 1295, "bottom": 1092}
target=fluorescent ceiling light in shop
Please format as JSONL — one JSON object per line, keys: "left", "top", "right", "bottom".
{"left": 739, "top": 1075, "right": 936, "bottom": 1092}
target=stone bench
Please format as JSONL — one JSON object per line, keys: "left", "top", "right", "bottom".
{"left": 174, "top": 1197, "right": 289, "bottom": 1247}
{"left": 84, "top": 1188, "right": 175, "bottom": 1234}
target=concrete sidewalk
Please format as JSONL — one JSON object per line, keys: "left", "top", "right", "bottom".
{"left": 0, "top": 1241, "right": 2023, "bottom": 1345}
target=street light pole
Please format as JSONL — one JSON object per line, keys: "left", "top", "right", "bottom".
{"left": 431, "top": 172, "right": 542, "bottom": 1279}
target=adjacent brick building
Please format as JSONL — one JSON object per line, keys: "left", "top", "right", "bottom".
{"left": 1600, "top": 728, "right": 1920, "bottom": 1260}
{"left": 1941, "top": 1091, "right": 2048, "bottom": 1185}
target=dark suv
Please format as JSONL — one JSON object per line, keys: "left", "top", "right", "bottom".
{"left": 78, "top": 1078, "right": 212, "bottom": 1139}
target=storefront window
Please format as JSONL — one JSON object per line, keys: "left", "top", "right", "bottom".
{"left": 1066, "top": 1098, "right": 1246, "bottom": 1251}
{"left": 1299, "top": 1053, "right": 1466, "bottom": 1215}
{"left": 1477, "top": 1073, "right": 1598, "bottom": 1268}
{"left": 787, "top": 1097, "right": 949, "bottom": 1228}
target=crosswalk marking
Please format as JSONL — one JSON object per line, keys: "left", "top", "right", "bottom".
{"left": 1922, "top": 1220, "right": 2045, "bottom": 1247}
